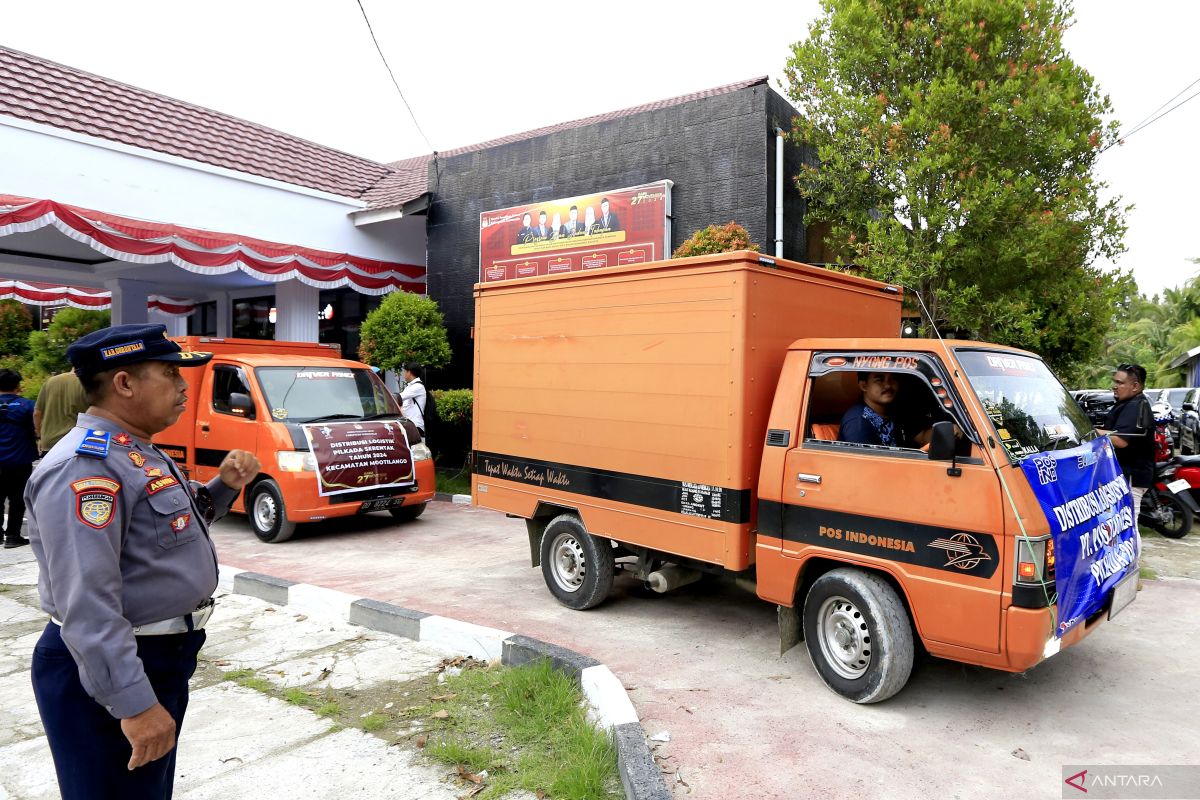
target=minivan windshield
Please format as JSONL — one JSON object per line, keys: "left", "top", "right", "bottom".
{"left": 957, "top": 350, "right": 1097, "bottom": 461}
{"left": 254, "top": 366, "right": 400, "bottom": 423}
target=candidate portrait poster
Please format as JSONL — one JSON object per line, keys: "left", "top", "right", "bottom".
{"left": 302, "top": 420, "right": 415, "bottom": 497}
{"left": 1019, "top": 436, "right": 1139, "bottom": 637}
{"left": 478, "top": 180, "right": 673, "bottom": 283}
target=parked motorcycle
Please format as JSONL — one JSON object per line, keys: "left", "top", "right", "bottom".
{"left": 1143, "top": 412, "right": 1197, "bottom": 538}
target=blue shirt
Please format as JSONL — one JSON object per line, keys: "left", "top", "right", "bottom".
{"left": 839, "top": 402, "right": 899, "bottom": 447}
{"left": 0, "top": 393, "right": 37, "bottom": 465}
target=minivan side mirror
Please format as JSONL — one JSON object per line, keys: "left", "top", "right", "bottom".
{"left": 229, "top": 392, "right": 256, "bottom": 419}
{"left": 1184, "top": 403, "right": 1196, "bottom": 413}
{"left": 927, "top": 421, "right": 957, "bottom": 461}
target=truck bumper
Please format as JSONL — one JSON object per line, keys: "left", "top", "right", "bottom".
{"left": 1005, "top": 603, "right": 1105, "bottom": 671}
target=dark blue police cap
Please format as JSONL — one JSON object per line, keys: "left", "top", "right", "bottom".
{"left": 67, "top": 324, "right": 213, "bottom": 378}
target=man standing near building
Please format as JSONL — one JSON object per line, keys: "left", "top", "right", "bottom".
{"left": 34, "top": 369, "right": 89, "bottom": 455}
{"left": 25, "top": 323, "right": 260, "bottom": 799}
{"left": 0, "top": 368, "right": 37, "bottom": 548}
{"left": 1105, "top": 363, "right": 1155, "bottom": 510}
{"left": 399, "top": 363, "right": 427, "bottom": 435}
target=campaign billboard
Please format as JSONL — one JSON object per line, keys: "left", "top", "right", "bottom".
{"left": 302, "top": 420, "right": 415, "bottom": 497}
{"left": 478, "top": 180, "right": 673, "bottom": 283}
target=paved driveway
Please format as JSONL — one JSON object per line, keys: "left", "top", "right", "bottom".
{"left": 211, "top": 503, "right": 1200, "bottom": 800}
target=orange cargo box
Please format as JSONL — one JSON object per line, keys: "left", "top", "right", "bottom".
{"left": 471, "top": 250, "right": 903, "bottom": 570}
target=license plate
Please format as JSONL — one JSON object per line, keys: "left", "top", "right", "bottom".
{"left": 1167, "top": 478, "right": 1190, "bottom": 494}
{"left": 359, "top": 497, "right": 405, "bottom": 512}
{"left": 1108, "top": 570, "right": 1139, "bottom": 620}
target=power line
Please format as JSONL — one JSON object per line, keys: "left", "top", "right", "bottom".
{"left": 1102, "top": 76, "right": 1200, "bottom": 153}
{"left": 354, "top": 0, "right": 435, "bottom": 153}
{"left": 1120, "top": 76, "right": 1200, "bottom": 139}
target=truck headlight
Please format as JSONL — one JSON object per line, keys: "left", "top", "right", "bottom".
{"left": 276, "top": 450, "right": 317, "bottom": 472}
{"left": 411, "top": 443, "right": 432, "bottom": 462}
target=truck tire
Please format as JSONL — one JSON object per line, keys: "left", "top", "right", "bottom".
{"left": 248, "top": 480, "right": 297, "bottom": 543}
{"left": 389, "top": 502, "right": 427, "bottom": 522}
{"left": 540, "top": 514, "right": 614, "bottom": 610}
{"left": 803, "top": 568, "right": 914, "bottom": 704}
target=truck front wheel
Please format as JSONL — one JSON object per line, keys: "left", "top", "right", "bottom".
{"left": 248, "top": 480, "right": 297, "bottom": 543}
{"left": 389, "top": 502, "right": 427, "bottom": 522}
{"left": 803, "top": 568, "right": 914, "bottom": 703}
{"left": 540, "top": 514, "right": 614, "bottom": 610}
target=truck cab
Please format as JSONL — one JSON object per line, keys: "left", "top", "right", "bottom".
{"left": 157, "top": 337, "right": 435, "bottom": 542}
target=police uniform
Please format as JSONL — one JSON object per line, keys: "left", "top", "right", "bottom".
{"left": 24, "top": 325, "right": 234, "bottom": 800}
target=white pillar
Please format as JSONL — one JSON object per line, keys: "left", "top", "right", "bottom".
{"left": 149, "top": 309, "right": 187, "bottom": 336}
{"left": 214, "top": 292, "right": 231, "bottom": 337}
{"left": 104, "top": 279, "right": 152, "bottom": 325}
{"left": 274, "top": 280, "right": 319, "bottom": 343}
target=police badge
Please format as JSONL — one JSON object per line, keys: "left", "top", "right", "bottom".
{"left": 72, "top": 477, "right": 120, "bottom": 529}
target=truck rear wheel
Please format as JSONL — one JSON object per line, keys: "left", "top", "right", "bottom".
{"left": 803, "top": 568, "right": 914, "bottom": 704}
{"left": 249, "top": 480, "right": 297, "bottom": 543}
{"left": 389, "top": 502, "right": 427, "bottom": 522}
{"left": 540, "top": 514, "right": 614, "bottom": 610}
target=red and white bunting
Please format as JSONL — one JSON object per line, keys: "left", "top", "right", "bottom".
{"left": 0, "top": 195, "right": 426, "bottom": 295}
{"left": 0, "top": 280, "right": 197, "bottom": 317}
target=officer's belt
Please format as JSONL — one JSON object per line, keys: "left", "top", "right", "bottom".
{"left": 51, "top": 598, "right": 216, "bottom": 636}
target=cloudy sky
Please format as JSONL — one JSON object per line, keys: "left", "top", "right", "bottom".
{"left": 4, "top": 0, "right": 1197, "bottom": 296}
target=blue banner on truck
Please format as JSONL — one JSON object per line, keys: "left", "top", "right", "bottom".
{"left": 1019, "top": 437, "right": 1139, "bottom": 638}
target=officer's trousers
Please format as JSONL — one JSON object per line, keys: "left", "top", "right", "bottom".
{"left": 31, "top": 622, "right": 206, "bottom": 800}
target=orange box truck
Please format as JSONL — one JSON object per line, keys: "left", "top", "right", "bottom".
{"left": 156, "top": 337, "right": 435, "bottom": 542}
{"left": 471, "top": 251, "right": 1140, "bottom": 702}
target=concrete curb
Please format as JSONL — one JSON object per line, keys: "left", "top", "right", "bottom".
{"left": 217, "top": 564, "right": 669, "bottom": 800}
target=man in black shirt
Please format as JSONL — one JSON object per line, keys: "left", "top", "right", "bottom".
{"left": 1104, "top": 363, "right": 1155, "bottom": 510}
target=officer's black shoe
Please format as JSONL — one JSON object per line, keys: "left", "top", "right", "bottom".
{"left": 3, "top": 536, "right": 29, "bottom": 549}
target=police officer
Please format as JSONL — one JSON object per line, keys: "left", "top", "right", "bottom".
{"left": 25, "top": 324, "right": 260, "bottom": 800}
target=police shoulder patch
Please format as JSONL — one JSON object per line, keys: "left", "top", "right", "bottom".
{"left": 75, "top": 430, "right": 111, "bottom": 459}
{"left": 128, "top": 451, "right": 146, "bottom": 468}
{"left": 72, "top": 477, "right": 120, "bottom": 530}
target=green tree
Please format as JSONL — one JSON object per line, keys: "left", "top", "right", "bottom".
{"left": 357, "top": 292, "right": 452, "bottom": 372}
{"left": 27, "top": 308, "right": 110, "bottom": 374}
{"left": 0, "top": 300, "right": 33, "bottom": 359}
{"left": 786, "top": 0, "right": 1128, "bottom": 372}
{"left": 672, "top": 222, "right": 760, "bottom": 258}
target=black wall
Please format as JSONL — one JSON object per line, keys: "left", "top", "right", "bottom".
{"left": 425, "top": 81, "right": 807, "bottom": 388}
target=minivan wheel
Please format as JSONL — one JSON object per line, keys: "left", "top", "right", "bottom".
{"left": 803, "top": 568, "right": 914, "bottom": 703}
{"left": 540, "top": 513, "right": 614, "bottom": 610}
{"left": 389, "top": 502, "right": 427, "bottom": 522}
{"left": 249, "top": 480, "right": 297, "bottom": 543}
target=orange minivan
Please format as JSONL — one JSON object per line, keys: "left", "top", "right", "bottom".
{"left": 472, "top": 251, "right": 1141, "bottom": 702}
{"left": 156, "top": 337, "right": 435, "bottom": 542}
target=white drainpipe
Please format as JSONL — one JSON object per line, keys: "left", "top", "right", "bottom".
{"left": 775, "top": 128, "right": 785, "bottom": 258}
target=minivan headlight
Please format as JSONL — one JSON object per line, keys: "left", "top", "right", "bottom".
{"left": 277, "top": 450, "right": 317, "bottom": 472}
{"left": 410, "top": 442, "right": 432, "bottom": 462}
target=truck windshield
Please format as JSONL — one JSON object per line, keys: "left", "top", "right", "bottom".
{"left": 956, "top": 350, "right": 1097, "bottom": 461}
{"left": 254, "top": 367, "right": 400, "bottom": 423}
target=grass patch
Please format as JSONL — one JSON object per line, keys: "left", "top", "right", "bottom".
{"left": 416, "top": 659, "right": 620, "bottom": 800}
{"left": 435, "top": 468, "right": 471, "bottom": 496}
{"left": 284, "top": 688, "right": 315, "bottom": 707}
{"left": 361, "top": 713, "right": 388, "bottom": 732}
{"left": 315, "top": 702, "right": 342, "bottom": 717}
{"left": 222, "top": 668, "right": 274, "bottom": 693}
{"left": 1140, "top": 564, "right": 1159, "bottom": 581}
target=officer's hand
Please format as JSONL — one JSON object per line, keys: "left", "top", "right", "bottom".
{"left": 218, "top": 449, "right": 261, "bottom": 491}
{"left": 121, "top": 703, "right": 176, "bottom": 770}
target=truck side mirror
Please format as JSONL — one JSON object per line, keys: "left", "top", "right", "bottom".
{"left": 927, "top": 421, "right": 956, "bottom": 461}
{"left": 229, "top": 392, "right": 256, "bottom": 419}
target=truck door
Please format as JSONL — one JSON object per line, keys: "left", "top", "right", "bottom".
{"left": 780, "top": 352, "right": 1005, "bottom": 654}
{"left": 194, "top": 364, "right": 259, "bottom": 485}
